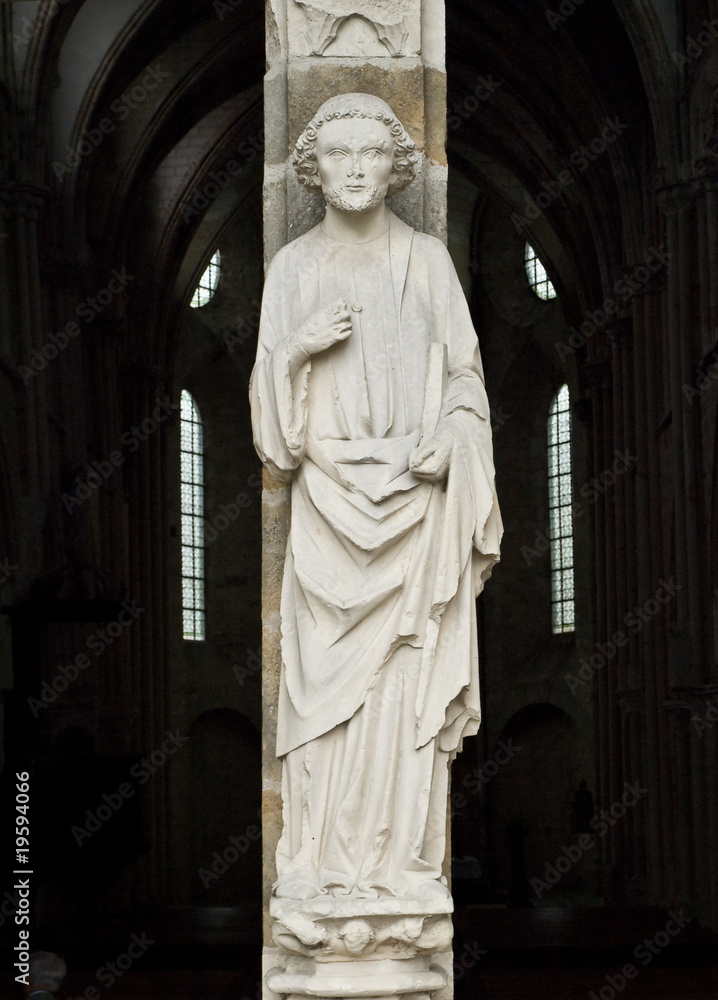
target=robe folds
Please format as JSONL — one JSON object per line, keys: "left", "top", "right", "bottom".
{"left": 250, "top": 210, "right": 502, "bottom": 898}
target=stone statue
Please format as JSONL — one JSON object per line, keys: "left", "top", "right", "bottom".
{"left": 250, "top": 92, "right": 501, "bottom": 948}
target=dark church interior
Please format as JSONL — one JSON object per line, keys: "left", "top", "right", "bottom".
{"left": 1, "top": 0, "right": 718, "bottom": 996}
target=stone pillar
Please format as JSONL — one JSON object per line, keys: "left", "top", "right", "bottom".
{"left": 630, "top": 269, "right": 669, "bottom": 906}
{"left": 657, "top": 183, "right": 702, "bottom": 680}
{"left": 261, "top": 2, "right": 451, "bottom": 997}
{"left": 582, "top": 355, "right": 623, "bottom": 895}
{"left": 0, "top": 184, "right": 48, "bottom": 501}
{"left": 119, "top": 364, "right": 173, "bottom": 903}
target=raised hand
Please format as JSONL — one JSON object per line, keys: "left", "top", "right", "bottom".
{"left": 294, "top": 298, "right": 353, "bottom": 357}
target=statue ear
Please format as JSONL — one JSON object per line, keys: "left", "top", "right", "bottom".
{"left": 300, "top": 170, "right": 323, "bottom": 194}
{"left": 387, "top": 170, "right": 404, "bottom": 196}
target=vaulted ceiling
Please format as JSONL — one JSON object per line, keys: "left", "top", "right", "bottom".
{"left": 2, "top": 0, "right": 677, "bottom": 366}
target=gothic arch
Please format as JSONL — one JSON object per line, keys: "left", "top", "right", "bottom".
{"left": 447, "top": 0, "right": 653, "bottom": 330}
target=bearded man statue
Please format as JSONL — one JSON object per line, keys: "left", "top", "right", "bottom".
{"left": 250, "top": 92, "right": 502, "bottom": 906}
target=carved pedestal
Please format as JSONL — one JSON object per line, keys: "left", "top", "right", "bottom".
{"left": 265, "top": 895, "right": 453, "bottom": 999}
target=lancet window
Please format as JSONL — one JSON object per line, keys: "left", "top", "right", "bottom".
{"left": 180, "top": 390, "right": 205, "bottom": 640}
{"left": 190, "top": 250, "right": 221, "bottom": 308}
{"left": 525, "top": 242, "right": 557, "bottom": 300}
{"left": 548, "top": 384, "right": 574, "bottom": 633}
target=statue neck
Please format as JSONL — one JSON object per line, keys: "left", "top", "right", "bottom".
{"left": 321, "top": 202, "right": 390, "bottom": 244}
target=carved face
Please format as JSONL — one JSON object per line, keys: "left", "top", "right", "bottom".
{"left": 315, "top": 117, "right": 396, "bottom": 212}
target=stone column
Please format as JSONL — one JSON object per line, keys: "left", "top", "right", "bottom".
{"left": 657, "top": 183, "right": 701, "bottom": 679}
{"left": 630, "top": 269, "right": 669, "bottom": 906}
{"left": 118, "top": 364, "right": 174, "bottom": 903}
{"left": 261, "top": 2, "right": 451, "bottom": 997}
{"left": 0, "top": 184, "right": 48, "bottom": 502}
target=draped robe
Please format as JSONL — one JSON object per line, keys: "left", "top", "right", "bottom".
{"left": 250, "top": 210, "right": 502, "bottom": 899}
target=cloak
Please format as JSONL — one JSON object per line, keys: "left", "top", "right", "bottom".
{"left": 250, "top": 210, "right": 502, "bottom": 760}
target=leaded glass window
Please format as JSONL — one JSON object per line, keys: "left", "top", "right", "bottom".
{"left": 525, "top": 243, "right": 557, "bottom": 300}
{"left": 548, "top": 385, "right": 574, "bottom": 633}
{"left": 181, "top": 390, "right": 205, "bottom": 640}
{"left": 190, "top": 250, "right": 220, "bottom": 308}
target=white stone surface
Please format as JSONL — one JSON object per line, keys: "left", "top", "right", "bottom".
{"left": 252, "top": 92, "right": 501, "bottom": 997}
{"left": 428, "top": 948, "right": 454, "bottom": 1000}
{"left": 271, "top": 894, "right": 453, "bottom": 959}
{"left": 266, "top": 955, "right": 447, "bottom": 998}
{"left": 288, "top": 0, "right": 420, "bottom": 57}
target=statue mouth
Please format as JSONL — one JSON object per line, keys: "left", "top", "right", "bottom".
{"left": 324, "top": 183, "right": 383, "bottom": 211}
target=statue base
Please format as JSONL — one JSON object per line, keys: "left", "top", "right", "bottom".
{"left": 264, "top": 895, "right": 453, "bottom": 999}
{"left": 267, "top": 955, "right": 446, "bottom": 998}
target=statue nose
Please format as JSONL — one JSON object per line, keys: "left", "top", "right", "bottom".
{"left": 348, "top": 156, "right": 364, "bottom": 177}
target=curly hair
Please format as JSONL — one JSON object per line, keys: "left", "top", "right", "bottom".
{"left": 293, "top": 93, "right": 419, "bottom": 198}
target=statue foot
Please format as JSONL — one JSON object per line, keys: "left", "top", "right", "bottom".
{"left": 414, "top": 879, "right": 453, "bottom": 903}
{"left": 274, "top": 877, "right": 319, "bottom": 900}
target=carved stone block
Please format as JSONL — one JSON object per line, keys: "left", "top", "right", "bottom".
{"left": 289, "top": 0, "right": 419, "bottom": 57}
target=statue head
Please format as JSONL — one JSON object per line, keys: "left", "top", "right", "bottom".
{"left": 292, "top": 93, "right": 418, "bottom": 202}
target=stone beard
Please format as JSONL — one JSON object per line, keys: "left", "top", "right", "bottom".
{"left": 323, "top": 181, "right": 383, "bottom": 212}
{"left": 250, "top": 94, "right": 502, "bottom": 905}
